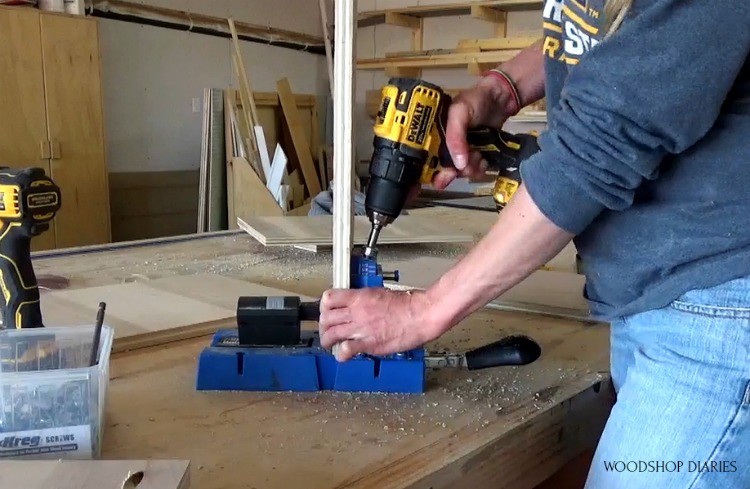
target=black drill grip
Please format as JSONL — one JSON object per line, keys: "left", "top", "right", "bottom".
{"left": 0, "top": 224, "right": 42, "bottom": 329}
{"left": 464, "top": 128, "right": 541, "bottom": 171}
{"left": 465, "top": 335, "right": 541, "bottom": 370}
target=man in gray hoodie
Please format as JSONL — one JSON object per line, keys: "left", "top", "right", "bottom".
{"left": 320, "top": 1, "right": 750, "bottom": 487}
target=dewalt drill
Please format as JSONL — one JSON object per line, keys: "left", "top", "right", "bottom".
{"left": 0, "top": 167, "right": 61, "bottom": 329}
{"left": 363, "top": 77, "right": 540, "bottom": 257}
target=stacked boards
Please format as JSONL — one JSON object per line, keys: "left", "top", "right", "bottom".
{"left": 200, "top": 19, "right": 330, "bottom": 232}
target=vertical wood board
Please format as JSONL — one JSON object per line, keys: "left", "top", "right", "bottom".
{"left": 276, "top": 77, "right": 322, "bottom": 197}
{"left": 207, "top": 88, "right": 227, "bottom": 231}
{"left": 332, "top": 0, "right": 357, "bottom": 289}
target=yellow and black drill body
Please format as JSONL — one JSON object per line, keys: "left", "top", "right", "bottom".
{"left": 363, "top": 77, "right": 540, "bottom": 256}
{"left": 0, "top": 167, "right": 61, "bottom": 329}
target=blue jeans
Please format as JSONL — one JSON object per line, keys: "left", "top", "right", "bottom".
{"left": 585, "top": 276, "right": 750, "bottom": 489}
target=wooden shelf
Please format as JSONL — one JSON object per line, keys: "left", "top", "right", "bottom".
{"left": 457, "top": 35, "right": 539, "bottom": 51}
{"left": 357, "top": 49, "right": 521, "bottom": 74}
{"left": 358, "top": 0, "right": 543, "bottom": 27}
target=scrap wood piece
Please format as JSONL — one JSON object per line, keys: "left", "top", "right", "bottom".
{"left": 0, "top": 459, "right": 191, "bottom": 489}
{"left": 276, "top": 77, "right": 323, "bottom": 197}
{"left": 228, "top": 18, "right": 265, "bottom": 182}
{"left": 228, "top": 18, "right": 260, "bottom": 124}
{"left": 230, "top": 157, "right": 284, "bottom": 221}
{"left": 230, "top": 52, "right": 264, "bottom": 180}
{"left": 265, "top": 144, "right": 288, "bottom": 207}
{"left": 236, "top": 215, "right": 474, "bottom": 247}
{"left": 253, "top": 125, "right": 273, "bottom": 180}
{"left": 40, "top": 274, "right": 311, "bottom": 353}
{"left": 286, "top": 169, "right": 305, "bottom": 209}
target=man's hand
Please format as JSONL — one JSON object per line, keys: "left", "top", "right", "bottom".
{"left": 434, "top": 40, "right": 546, "bottom": 190}
{"left": 319, "top": 288, "right": 443, "bottom": 362}
{"left": 433, "top": 79, "right": 516, "bottom": 190}
{"left": 318, "top": 185, "right": 575, "bottom": 364}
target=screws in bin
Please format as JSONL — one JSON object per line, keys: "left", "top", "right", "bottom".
{"left": 89, "top": 302, "right": 106, "bottom": 367}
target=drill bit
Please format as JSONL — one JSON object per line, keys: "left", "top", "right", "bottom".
{"left": 363, "top": 223, "right": 382, "bottom": 258}
{"left": 363, "top": 211, "right": 393, "bottom": 258}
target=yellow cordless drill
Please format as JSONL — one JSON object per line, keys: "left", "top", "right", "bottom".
{"left": 363, "top": 77, "right": 540, "bottom": 257}
{"left": 0, "top": 167, "right": 61, "bottom": 329}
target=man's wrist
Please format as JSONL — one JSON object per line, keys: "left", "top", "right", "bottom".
{"left": 478, "top": 40, "right": 546, "bottom": 111}
{"left": 481, "top": 69, "right": 522, "bottom": 115}
{"left": 476, "top": 72, "right": 521, "bottom": 117}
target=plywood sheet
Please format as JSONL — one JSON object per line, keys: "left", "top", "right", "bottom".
{"left": 0, "top": 459, "right": 190, "bottom": 489}
{"left": 40, "top": 274, "right": 314, "bottom": 352}
{"left": 237, "top": 215, "right": 474, "bottom": 247}
{"left": 386, "top": 257, "right": 590, "bottom": 318}
{"left": 146, "top": 273, "right": 314, "bottom": 309}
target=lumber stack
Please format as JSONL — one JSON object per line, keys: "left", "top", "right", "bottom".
{"left": 197, "top": 19, "right": 332, "bottom": 232}
{"left": 356, "top": 0, "right": 542, "bottom": 76}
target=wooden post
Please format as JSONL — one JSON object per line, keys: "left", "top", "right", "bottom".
{"left": 332, "top": 0, "right": 356, "bottom": 289}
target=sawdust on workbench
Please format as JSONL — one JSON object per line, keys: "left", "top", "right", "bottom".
{"left": 118, "top": 239, "right": 466, "bottom": 282}
{"left": 223, "top": 362, "right": 589, "bottom": 462}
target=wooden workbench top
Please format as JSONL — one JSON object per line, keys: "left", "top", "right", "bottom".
{"left": 101, "top": 312, "right": 609, "bottom": 489}
{"left": 30, "top": 208, "right": 612, "bottom": 488}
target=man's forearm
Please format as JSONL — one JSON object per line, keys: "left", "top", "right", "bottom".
{"left": 497, "top": 40, "right": 547, "bottom": 108}
{"left": 423, "top": 184, "right": 574, "bottom": 335}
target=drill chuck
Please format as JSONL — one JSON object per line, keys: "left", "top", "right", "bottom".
{"left": 365, "top": 136, "right": 425, "bottom": 222}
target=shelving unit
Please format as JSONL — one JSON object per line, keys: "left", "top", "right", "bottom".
{"left": 357, "top": 34, "right": 538, "bottom": 76}
{"left": 355, "top": 1, "right": 542, "bottom": 77}
{"left": 357, "top": 0, "right": 544, "bottom": 27}
{"left": 358, "top": 48, "right": 521, "bottom": 76}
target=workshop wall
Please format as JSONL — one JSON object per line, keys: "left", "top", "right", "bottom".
{"left": 98, "top": 0, "right": 328, "bottom": 241}
{"left": 100, "top": 0, "right": 327, "bottom": 174}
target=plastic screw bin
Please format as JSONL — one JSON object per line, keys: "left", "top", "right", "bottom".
{"left": 0, "top": 325, "right": 114, "bottom": 459}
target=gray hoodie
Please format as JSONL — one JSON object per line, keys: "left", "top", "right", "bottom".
{"left": 519, "top": 0, "right": 750, "bottom": 320}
